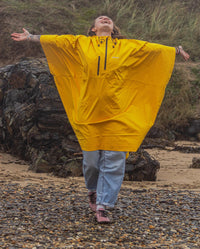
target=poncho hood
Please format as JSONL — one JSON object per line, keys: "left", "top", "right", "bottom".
{"left": 41, "top": 35, "right": 175, "bottom": 151}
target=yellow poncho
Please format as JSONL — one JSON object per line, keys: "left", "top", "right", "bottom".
{"left": 40, "top": 35, "right": 175, "bottom": 151}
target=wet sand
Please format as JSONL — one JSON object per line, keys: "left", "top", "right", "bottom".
{"left": 0, "top": 141, "right": 200, "bottom": 191}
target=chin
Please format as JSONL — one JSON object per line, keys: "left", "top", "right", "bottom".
{"left": 101, "top": 25, "right": 113, "bottom": 31}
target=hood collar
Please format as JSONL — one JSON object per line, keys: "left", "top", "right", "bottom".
{"left": 93, "top": 36, "right": 117, "bottom": 47}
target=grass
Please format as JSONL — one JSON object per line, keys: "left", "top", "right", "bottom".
{"left": 156, "top": 63, "right": 200, "bottom": 135}
{"left": 0, "top": 0, "right": 200, "bottom": 136}
{"left": 2, "top": 0, "right": 200, "bottom": 58}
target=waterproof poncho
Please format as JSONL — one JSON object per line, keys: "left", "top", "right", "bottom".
{"left": 40, "top": 35, "right": 175, "bottom": 151}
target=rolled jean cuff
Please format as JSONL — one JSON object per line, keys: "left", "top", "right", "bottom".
{"left": 96, "top": 201, "right": 115, "bottom": 208}
{"left": 88, "top": 189, "right": 96, "bottom": 193}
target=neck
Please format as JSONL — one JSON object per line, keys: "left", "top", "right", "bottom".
{"left": 96, "top": 31, "right": 111, "bottom": 37}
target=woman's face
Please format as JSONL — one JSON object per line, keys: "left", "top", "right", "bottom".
{"left": 92, "top": 16, "right": 114, "bottom": 33}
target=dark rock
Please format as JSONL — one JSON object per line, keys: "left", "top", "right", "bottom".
{"left": 187, "top": 119, "right": 200, "bottom": 138}
{"left": 142, "top": 137, "right": 175, "bottom": 149}
{"left": 146, "top": 126, "right": 166, "bottom": 139}
{"left": 0, "top": 78, "right": 4, "bottom": 87}
{"left": 173, "top": 145, "right": 200, "bottom": 153}
{"left": 0, "top": 88, "right": 3, "bottom": 103}
{"left": 53, "top": 158, "right": 83, "bottom": 177}
{"left": 29, "top": 153, "right": 54, "bottom": 173}
{"left": 190, "top": 157, "right": 200, "bottom": 168}
{"left": 125, "top": 150, "right": 160, "bottom": 181}
{"left": 179, "top": 119, "right": 200, "bottom": 141}
{"left": 0, "top": 59, "right": 81, "bottom": 175}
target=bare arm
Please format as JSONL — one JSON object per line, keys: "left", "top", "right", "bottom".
{"left": 11, "top": 28, "right": 40, "bottom": 42}
{"left": 175, "top": 45, "right": 190, "bottom": 61}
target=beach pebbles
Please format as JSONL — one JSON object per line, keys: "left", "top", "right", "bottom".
{"left": 0, "top": 182, "right": 199, "bottom": 248}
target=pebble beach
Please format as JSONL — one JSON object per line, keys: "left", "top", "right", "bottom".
{"left": 0, "top": 141, "right": 200, "bottom": 248}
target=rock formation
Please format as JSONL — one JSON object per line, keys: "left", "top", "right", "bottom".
{"left": 0, "top": 59, "right": 160, "bottom": 180}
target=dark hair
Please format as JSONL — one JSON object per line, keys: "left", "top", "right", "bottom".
{"left": 87, "top": 20, "right": 126, "bottom": 39}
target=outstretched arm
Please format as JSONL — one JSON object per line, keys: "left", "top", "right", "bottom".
{"left": 11, "top": 28, "right": 40, "bottom": 42}
{"left": 176, "top": 46, "right": 190, "bottom": 61}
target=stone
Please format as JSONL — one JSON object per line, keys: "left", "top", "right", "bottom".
{"left": 125, "top": 150, "right": 160, "bottom": 181}
{"left": 0, "top": 88, "right": 3, "bottom": 103}
{"left": 187, "top": 119, "right": 200, "bottom": 140}
{"left": 0, "top": 59, "right": 80, "bottom": 176}
{"left": 190, "top": 157, "right": 200, "bottom": 168}
{"left": 0, "top": 78, "right": 4, "bottom": 87}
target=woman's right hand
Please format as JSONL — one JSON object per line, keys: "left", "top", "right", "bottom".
{"left": 11, "top": 28, "right": 30, "bottom": 41}
{"left": 179, "top": 46, "right": 190, "bottom": 61}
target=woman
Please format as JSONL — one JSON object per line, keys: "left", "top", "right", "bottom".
{"left": 11, "top": 16, "right": 189, "bottom": 223}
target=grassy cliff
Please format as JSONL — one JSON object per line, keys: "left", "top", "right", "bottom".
{"left": 1, "top": 0, "right": 200, "bottom": 136}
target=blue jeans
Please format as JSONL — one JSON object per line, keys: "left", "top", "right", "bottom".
{"left": 82, "top": 150, "right": 126, "bottom": 208}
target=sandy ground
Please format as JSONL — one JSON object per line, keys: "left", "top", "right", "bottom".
{"left": 0, "top": 141, "right": 200, "bottom": 192}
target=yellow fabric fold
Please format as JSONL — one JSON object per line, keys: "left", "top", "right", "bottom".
{"left": 40, "top": 35, "right": 176, "bottom": 151}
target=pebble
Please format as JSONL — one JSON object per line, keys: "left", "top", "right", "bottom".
{"left": 0, "top": 182, "right": 200, "bottom": 248}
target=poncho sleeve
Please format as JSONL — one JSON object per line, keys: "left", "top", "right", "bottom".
{"left": 127, "top": 39, "right": 176, "bottom": 87}
{"left": 40, "top": 35, "right": 82, "bottom": 76}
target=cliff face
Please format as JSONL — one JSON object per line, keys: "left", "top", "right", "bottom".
{"left": 0, "top": 59, "right": 82, "bottom": 175}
